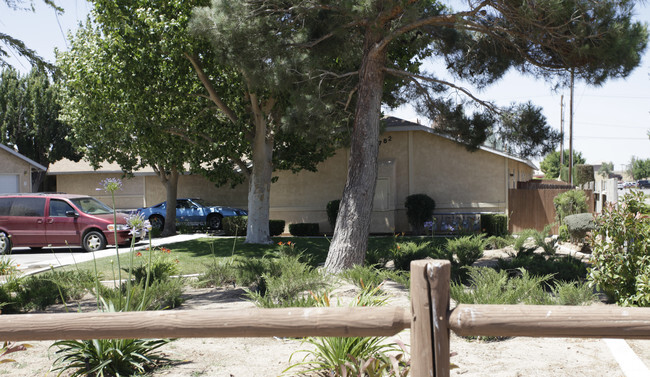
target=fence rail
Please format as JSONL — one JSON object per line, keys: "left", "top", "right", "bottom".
{"left": 2, "top": 259, "right": 650, "bottom": 377}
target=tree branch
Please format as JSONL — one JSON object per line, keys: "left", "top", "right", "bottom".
{"left": 184, "top": 53, "right": 240, "bottom": 125}
{"left": 384, "top": 67, "right": 500, "bottom": 114}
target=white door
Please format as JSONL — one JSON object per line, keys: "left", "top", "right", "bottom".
{"left": 0, "top": 175, "right": 19, "bottom": 193}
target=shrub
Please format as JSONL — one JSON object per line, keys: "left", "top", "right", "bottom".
{"left": 558, "top": 224, "right": 570, "bottom": 242}
{"left": 289, "top": 223, "right": 320, "bottom": 236}
{"left": 285, "top": 286, "right": 408, "bottom": 377}
{"left": 484, "top": 235, "right": 514, "bottom": 250}
{"left": 246, "top": 255, "right": 327, "bottom": 308}
{"left": 553, "top": 190, "right": 588, "bottom": 224}
{"left": 445, "top": 235, "right": 485, "bottom": 267}
{"left": 551, "top": 281, "right": 597, "bottom": 306}
{"left": 513, "top": 226, "right": 556, "bottom": 255}
{"left": 222, "top": 215, "right": 248, "bottom": 236}
{"left": 575, "top": 164, "right": 595, "bottom": 186}
{"left": 588, "top": 191, "right": 650, "bottom": 306}
{"left": 128, "top": 247, "right": 180, "bottom": 286}
{"left": 195, "top": 259, "right": 238, "bottom": 288}
{"left": 269, "top": 220, "right": 286, "bottom": 236}
{"left": 404, "top": 194, "right": 435, "bottom": 235}
{"left": 563, "top": 213, "right": 595, "bottom": 243}
{"left": 480, "top": 214, "right": 508, "bottom": 237}
{"left": 391, "top": 241, "right": 435, "bottom": 271}
{"left": 326, "top": 200, "right": 340, "bottom": 231}
{"left": 496, "top": 249, "right": 588, "bottom": 283}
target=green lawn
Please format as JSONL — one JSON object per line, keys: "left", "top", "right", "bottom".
{"left": 60, "top": 235, "right": 446, "bottom": 279}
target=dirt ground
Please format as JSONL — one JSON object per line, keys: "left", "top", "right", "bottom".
{"left": 1, "top": 247, "right": 649, "bottom": 376}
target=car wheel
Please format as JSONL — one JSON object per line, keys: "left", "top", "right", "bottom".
{"left": 149, "top": 215, "right": 164, "bottom": 231}
{"left": 0, "top": 233, "right": 11, "bottom": 255}
{"left": 82, "top": 230, "right": 107, "bottom": 252}
{"left": 207, "top": 214, "right": 223, "bottom": 230}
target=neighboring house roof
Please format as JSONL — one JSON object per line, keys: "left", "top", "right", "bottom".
{"left": 0, "top": 144, "right": 47, "bottom": 171}
{"left": 48, "top": 158, "right": 157, "bottom": 175}
{"left": 383, "top": 116, "right": 538, "bottom": 170}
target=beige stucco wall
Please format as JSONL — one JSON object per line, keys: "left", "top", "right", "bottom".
{"left": 0, "top": 148, "right": 33, "bottom": 193}
{"left": 52, "top": 128, "right": 533, "bottom": 233}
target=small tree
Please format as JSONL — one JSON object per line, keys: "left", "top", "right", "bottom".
{"left": 588, "top": 191, "right": 650, "bottom": 306}
{"left": 598, "top": 162, "right": 614, "bottom": 178}
{"left": 405, "top": 194, "right": 436, "bottom": 236}
{"left": 575, "top": 165, "right": 595, "bottom": 186}
{"left": 553, "top": 190, "right": 588, "bottom": 224}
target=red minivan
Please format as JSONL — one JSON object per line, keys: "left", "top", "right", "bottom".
{"left": 0, "top": 193, "right": 136, "bottom": 254}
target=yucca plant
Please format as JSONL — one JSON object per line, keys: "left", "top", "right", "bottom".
{"left": 285, "top": 284, "right": 410, "bottom": 376}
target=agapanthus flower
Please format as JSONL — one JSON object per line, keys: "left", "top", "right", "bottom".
{"left": 98, "top": 178, "right": 123, "bottom": 193}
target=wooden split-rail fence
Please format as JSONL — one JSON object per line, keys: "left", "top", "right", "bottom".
{"left": 2, "top": 259, "right": 650, "bottom": 376}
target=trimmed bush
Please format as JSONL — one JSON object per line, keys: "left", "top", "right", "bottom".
{"left": 269, "top": 220, "right": 286, "bottom": 236}
{"left": 553, "top": 190, "right": 588, "bottom": 224}
{"left": 222, "top": 215, "right": 248, "bottom": 236}
{"left": 445, "top": 235, "right": 485, "bottom": 267}
{"left": 392, "top": 241, "right": 435, "bottom": 271}
{"left": 289, "top": 223, "right": 320, "bottom": 236}
{"left": 326, "top": 200, "right": 340, "bottom": 231}
{"left": 480, "top": 214, "right": 508, "bottom": 237}
{"left": 404, "top": 194, "right": 435, "bottom": 235}
{"left": 575, "top": 164, "right": 595, "bottom": 186}
{"left": 564, "top": 213, "right": 595, "bottom": 243}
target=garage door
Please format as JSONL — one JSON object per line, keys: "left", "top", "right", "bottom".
{"left": 0, "top": 175, "right": 19, "bottom": 193}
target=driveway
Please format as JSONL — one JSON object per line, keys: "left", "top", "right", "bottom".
{"left": 6, "top": 233, "right": 206, "bottom": 276}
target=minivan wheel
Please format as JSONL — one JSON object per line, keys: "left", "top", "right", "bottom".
{"left": 83, "top": 231, "right": 107, "bottom": 252}
{"left": 0, "top": 233, "right": 11, "bottom": 255}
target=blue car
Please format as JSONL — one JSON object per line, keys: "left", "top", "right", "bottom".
{"left": 136, "top": 198, "right": 247, "bottom": 231}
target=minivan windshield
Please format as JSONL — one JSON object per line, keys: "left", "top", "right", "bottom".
{"left": 70, "top": 197, "right": 113, "bottom": 215}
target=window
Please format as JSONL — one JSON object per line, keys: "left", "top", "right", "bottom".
{"left": 49, "top": 199, "right": 74, "bottom": 217}
{"left": 0, "top": 198, "right": 13, "bottom": 216}
{"left": 9, "top": 198, "right": 45, "bottom": 217}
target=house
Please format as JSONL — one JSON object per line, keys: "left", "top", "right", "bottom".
{"left": 48, "top": 117, "right": 535, "bottom": 233}
{"left": 0, "top": 144, "right": 47, "bottom": 193}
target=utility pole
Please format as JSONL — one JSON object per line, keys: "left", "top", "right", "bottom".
{"left": 560, "top": 94, "right": 564, "bottom": 175}
{"left": 569, "top": 70, "right": 574, "bottom": 186}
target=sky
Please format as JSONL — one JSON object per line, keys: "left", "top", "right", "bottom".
{"left": 2, "top": 0, "right": 649, "bottom": 171}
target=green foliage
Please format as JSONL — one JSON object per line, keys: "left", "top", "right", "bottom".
{"left": 404, "top": 194, "right": 436, "bottom": 235}
{"left": 598, "top": 162, "right": 614, "bottom": 178}
{"left": 563, "top": 213, "right": 595, "bottom": 243}
{"left": 480, "top": 214, "right": 508, "bottom": 237}
{"left": 513, "top": 226, "right": 557, "bottom": 255}
{"left": 540, "top": 150, "right": 586, "bottom": 179}
{"left": 97, "top": 279, "right": 184, "bottom": 312}
{"left": 13, "top": 270, "right": 96, "bottom": 311}
{"left": 195, "top": 259, "right": 238, "bottom": 288}
{"left": 127, "top": 247, "right": 180, "bottom": 286}
{"left": 52, "top": 331, "right": 170, "bottom": 377}
{"left": 575, "top": 164, "right": 595, "bottom": 186}
{"left": 391, "top": 241, "right": 435, "bottom": 271}
{"left": 553, "top": 190, "right": 588, "bottom": 224}
{"left": 588, "top": 191, "right": 650, "bottom": 306}
{"left": 484, "top": 235, "right": 514, "bottom": 250}
{"left": 222, "top": 216, "right": 248, "bottom": 236}
{"left": 628, "top": 156, "right": 650, "bottom": 180}
{"left": 451, "top": 267, "right": 554, "bottom": 306}
{"left": 445, "top": 235, "right": 486, "bottom": 267}
{"left": 551, "top": 281, "right": 597, "bottom": 306}
{"left": 269, "top": 220, "right": 286, "bottom": 236}
{"left": 0, "top": 68, "right": 82, "bottom": 190}
{"left": 558, "top": 224, "right": 570, "bottom": 242}
{"left": 289, "top": 223, "right": 320, "bottom": 236}
{"left": 246, "top": 255, "right": 327, "bottom": 308}
{"left": 286, "top": 286, "right": 409, "bottom": 377}
{"left": 326, "top": 200, "right": 341, "bottom": 231}
{"left": 496, "top": 249, "right": 588, "bottom": 283}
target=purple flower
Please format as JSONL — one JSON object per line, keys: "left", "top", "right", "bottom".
{"left": 98, "top": 178, "right": 123, "bottom": 193}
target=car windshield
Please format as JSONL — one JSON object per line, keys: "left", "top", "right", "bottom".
{"left": 70, "top": 197, "right": 114, "bottom": 215}
{"left": 189, "top": 198, "right": 209, "bottom": 207}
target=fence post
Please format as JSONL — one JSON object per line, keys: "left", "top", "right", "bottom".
{"left": 410, "top": 259, "right": 451, "bottom": 377}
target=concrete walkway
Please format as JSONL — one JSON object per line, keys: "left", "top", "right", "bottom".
{"left": 11, "top": 233, "right": 207, "bottom": 276}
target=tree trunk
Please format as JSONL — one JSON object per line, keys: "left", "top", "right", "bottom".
{"left": 245, "top": 105, "right": 274, "bottom": 245}
{"left": 31, "top": 170, "right": 46, "bottom": 192}
{"left": 324, "top": 28, "right": 387, "bottom": 273}
{"left": 160, "top": 169, "right": 180, "bottom": 237}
